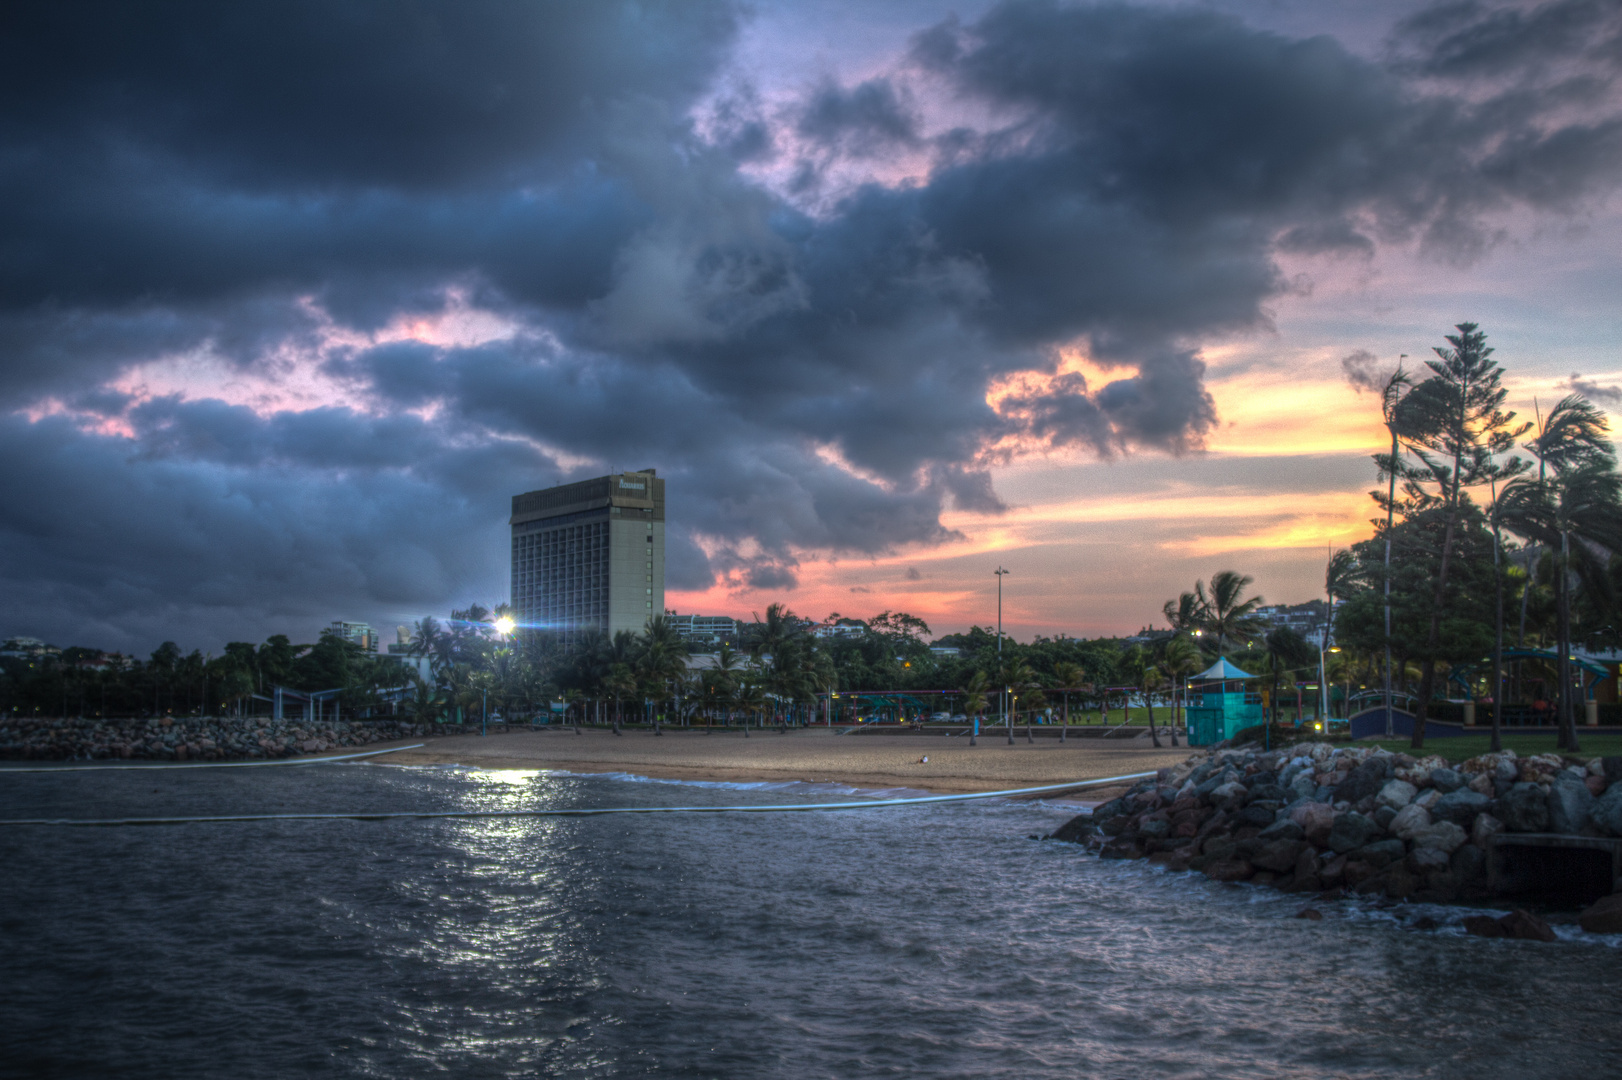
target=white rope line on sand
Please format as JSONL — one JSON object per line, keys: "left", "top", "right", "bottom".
{"left": 0, "top": 744, "right": 425, "bottom": 773}
{"left": 0, "top": 771, "right": 1157, "bottom": 827}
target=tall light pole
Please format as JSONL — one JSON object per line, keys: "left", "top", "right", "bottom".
{"left": 995, "top": 566, "right": 1011, "bottom": 744}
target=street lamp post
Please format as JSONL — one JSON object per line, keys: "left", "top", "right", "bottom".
{"left": 995, "top": 566, "right": 1011, "bottom": 745}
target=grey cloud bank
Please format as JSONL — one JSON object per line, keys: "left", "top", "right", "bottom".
{"left": 2, "top": 0, "right": 1620, "bottom": 651}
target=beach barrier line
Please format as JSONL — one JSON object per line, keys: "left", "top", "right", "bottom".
{"left": 0, "top": 744, "right": 426, "bottom": 773}
{"left": 0, "top": 771, "right": 1158, "bottom": 827}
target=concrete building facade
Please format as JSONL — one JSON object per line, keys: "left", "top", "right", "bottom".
{"left": 511, "top": 470, "right": 665, "bottom": 639}
{"left": 328, "top": 621, "right": 379, "bottom": 652}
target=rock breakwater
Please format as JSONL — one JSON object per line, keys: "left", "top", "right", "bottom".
{"left": 1054, "top": 742, "right": 1622, "bottom": 906}
{"left": 0, "top": 716, "right": 435, "bottom": 761}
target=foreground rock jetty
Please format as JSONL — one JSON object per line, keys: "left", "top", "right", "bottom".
{"left": 1054, "top": 742, "right": 1622, "bottom": 905}
{"left": 0, "top": 716, "right": 431, "bottom": 761}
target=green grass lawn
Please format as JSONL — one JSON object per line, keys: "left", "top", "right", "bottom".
{"left": 1346, "top": 733, "right": 1622, "bottom": 763}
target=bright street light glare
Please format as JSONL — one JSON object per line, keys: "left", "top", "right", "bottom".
{"left": 494, "top": 616, "right": 515, "bottom": 635}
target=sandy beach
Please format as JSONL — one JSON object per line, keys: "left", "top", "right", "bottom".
{"left": 377, "top": 726, "right": 1195, "bottom": 797}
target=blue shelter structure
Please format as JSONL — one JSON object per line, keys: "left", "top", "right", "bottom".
{"left": 1184, "top": 658, "right": 1263, "bottom": 746}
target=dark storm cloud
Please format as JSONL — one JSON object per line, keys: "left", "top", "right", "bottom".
{"left": 797, "top": 77, "right": 922, "bottom": 154}
{"left": 1342, "top": 349, "right": 1389, "bottom": 394}
{"left": 1565, "top": 372, "right": 1622, "bottom": 405}
{"left": 1393, "top": 0, "right": 1622, "bottom": 80}
{"left": 5, "top": 0, "right": 1622, "bottom": 649}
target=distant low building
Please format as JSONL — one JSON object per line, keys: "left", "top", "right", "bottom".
{"left": 669, "top": 614, "right": 740, "bottom": 648}
{"left": 811, "top": 619, "right": 867, "bottom": 640}
{"left": 1256, "top": 601, "right": 1335, "bottom": 645}
{"left": 328, "top": 621, "right": 379, "bottom": 652}
{"left": 1, "top": 637, "right": 56, "bottom": 660}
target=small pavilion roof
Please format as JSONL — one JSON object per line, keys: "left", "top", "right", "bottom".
{"left": 1194, "top": 658, "right": 1255, "bottom": 681}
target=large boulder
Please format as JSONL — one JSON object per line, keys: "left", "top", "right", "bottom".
{"left": 1251, "top": 838, "right": 1308, "bottom": 873}
{"left": 1376, "top": 779, "right": 1418, "bottom": 810}
{"left": 1432, "top": 789, "right": 1492, "bottom": 826}
{"left": 1548, "top": 778, "right": 1596, "bottom": 835}
{"left": 1389, "top": 803, "right": 1432, "bottom": 841}
{"left": 1409, "top": 846, "right": 1451, "bottom": 873}
{"left": 1578, "top": 894, "right": 1622, "bottom": 934}
{"left": 1411, "top": 820, "right": 1468, "bottom": 854}
{"left": 1291, "top": 801, "right": 1337, "bottom": 845}
{"left": 1210, "top": 781, "right": 1250, "bottom": 810}
{"left": 1236, "top": 804, "right": 1276, "bottom": 827}
{"left": 1471, "top": 812, "right": 1504, "bottom": 849}
{"left": 1349, "top": 838, "right": 1406, "bottom": 869}
{"left": 1050, "top": 815, "right": 1093, "bottom": 844}
{"left": 1500, "top": 908, "right": 1558, "bottom": 942}
{"left": 1497, "top": 782, "right": 1551, "bottom": 833}
{"left": 1429, "top": 767, "right": 1468, "bottom": 793}
{"left": 1327, "top": 812, "right": 1380, "bottom": 854}
{"left": 1335, "top": 756, "right": 1393, "bottom": 804}
{"left": 1258, "top": 818, "right": 1305, "bottom": 842}
{"left": 1592, "top": 784, "right": 1622, "bottom": 837}
{"left": 1204, "top": 859, "right": 1255, "bottom": 882}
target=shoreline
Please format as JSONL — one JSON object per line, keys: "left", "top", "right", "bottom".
{"left": 375, "top": 726, "right": 1192, "bottom": 799}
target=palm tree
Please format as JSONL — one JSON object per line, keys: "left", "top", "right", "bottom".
{"left": 735, "top": 677, "right": 767, "bottom": 737}
{"left": 962, "top": 670, "right": 989, "bottom": 746}
{"left": 405, "top": 675, "right": 442, "bottom": 727}
{"left": 1139, "top": 664, "right": 1165, "bottom": 747}
{"left": 1159, "top": 635, "right": 1201, "bottom": 747}
{"left": 1162, "top": 590, "right": 1205, "bottom": 634}
{"left": 1196, "top": 571, "right": 1266, "bottom": 655}
{"left": 1051, "top": 661, "right": 1084, "bottom": 743}
{"left": 1497, "top": 462, "right": 1622, "bottom": 752}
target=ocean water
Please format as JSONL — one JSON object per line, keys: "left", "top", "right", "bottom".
{"left": 1, "top": 763, "right": 1618, "bottom": 1079}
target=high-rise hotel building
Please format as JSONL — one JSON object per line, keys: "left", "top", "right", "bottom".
{"left": 510, "top": 470, "right": 665, "bottom": 638}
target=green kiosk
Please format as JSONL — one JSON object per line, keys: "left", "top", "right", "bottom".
{"left": 1184, "top": 658, "right": 1263, "bottom": 747}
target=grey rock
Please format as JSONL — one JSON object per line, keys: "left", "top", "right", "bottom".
{"left": 1334, "top": 758, "right": 1392, "bottom": 804}
{"left": 1497, "top": 782, "right": 1551, "bottom": 832}
{"left": 1258, "top": 818, "right": 1305, "bottom": 842}
{"left": 1590, "top": 783, "right": 1622, "bottom": 837}
{"left": 1251, "top": 838, "right": 1308, "bottom": 873}
{"left": 1210, "top": 780, "right": 1250, "bottom": 809}
{"left": 1432, "top": 789, "right": 1491, "bottom": 826}
{"left": 1376, "top": 779, "right": 1418, "bottom": 810}
{"left": 1602, "top": 757, "right": 1622, "bottom": 785}
{"left": 1289, "top": 772, "right": 1317, "bottom": 800}
{"left": 1373, "top": 805, "right": 1398, "bottom": 831}
{"left": 1410, "top": 820, "right": 1468, "bottom": 854}
{"left": 1276, "top": 796, "right": 1312, "bottom": 823}
{"left": 1135, "top": 819, "right": 1171, "bottom": 840}
{"left": 1548, "top": 777, "right": 1596, "bottom": 835}
{"left": 1471, "top": 812, "right": 1504, "bottom": 849}
{"left": 1389, "top": 803, "right": 1432, "bottom": 841}
{"left": 1249, "top": 783, "right": 1288, "bottom": 803}
{"left": 1350, "top": 838, "right": 1406, "bottom": 869}
{"left": 1327, "top": 812, "right": 1380, "bottom": 854}
{"left": 1236, "top": 804, "right": 1274, "bottom": 827}
{"left": 1408, "top": 846, "right": 1451, "bottom": 873}
{"left": 1428, "top": 768, "right": 1467, "bottom": 793}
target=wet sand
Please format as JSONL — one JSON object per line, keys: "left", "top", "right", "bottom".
{"left": 373, "top": 726, "right": 1195, "bottom": 797}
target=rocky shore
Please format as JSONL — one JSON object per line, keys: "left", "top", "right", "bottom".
{"left": 0, "top": 716, "right": 436, "bottom": 761}
{"left": 1053, "top": 742, "right": 1622, "bottom": 935}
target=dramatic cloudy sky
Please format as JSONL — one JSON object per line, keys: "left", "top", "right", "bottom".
{"left": 4, "top": 0, "right": 1622, "bottom": 652}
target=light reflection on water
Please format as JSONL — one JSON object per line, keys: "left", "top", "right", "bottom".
{"left": 0, "top": 764, "right": 1619, "bottom": 1079}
